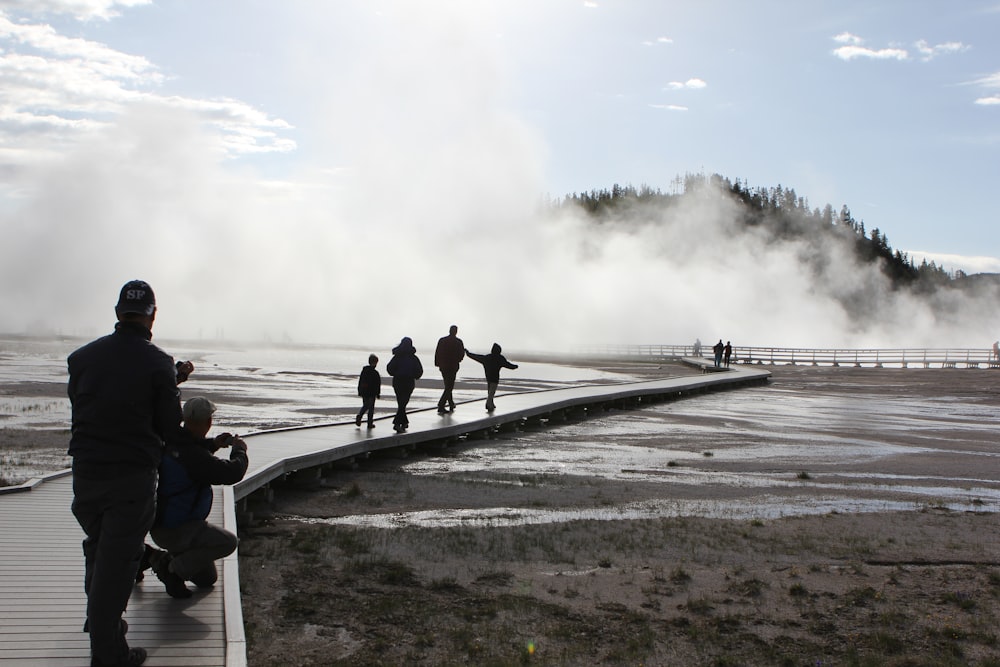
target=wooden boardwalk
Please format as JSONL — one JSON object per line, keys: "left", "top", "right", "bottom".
{"left": 0, "top": 363, "right": 769, "bottom": 666}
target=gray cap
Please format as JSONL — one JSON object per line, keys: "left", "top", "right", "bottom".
{"left": 183, "top": 396, "right": 216, "bottom": 424}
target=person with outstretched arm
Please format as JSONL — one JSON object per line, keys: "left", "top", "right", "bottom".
{"left": 465, "top": 343, "right": 518, "bottom": 412}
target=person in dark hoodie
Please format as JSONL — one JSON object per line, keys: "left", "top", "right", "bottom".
{"left": 386, "top": 337, "right": 423, "bottom": 432}
{"left": 465, "top": 343, "right": 519, "bottom": 411}
{"left": 148, "top": 396, "right": 248, "bottom": 599}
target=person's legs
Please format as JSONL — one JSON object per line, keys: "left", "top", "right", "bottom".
{"left": 151, "top": 521, "right": 238, "bottom": 586}
{"left": 393, "top": 380, "right": 414, "bottom": 430}
{"left": 72, "top": 467, "right": 155, "bottom": 666}
{"left": 486, "top": 382, "right": 498, "bottom": 411}
{"left": 363, "top": 396, "right": 376, "bottom": 426}
{"left": 356, "top": 396, "right": 374, "bottom": 426}
{"left": 438, "top": 369, "right": 457, "bottom": 411}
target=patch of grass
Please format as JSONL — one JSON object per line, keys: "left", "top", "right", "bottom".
{"left": 843, "top": 586, "right": 879, "bottom": 607}
{"left": 940, "top": 591, "right": 977, "bottom": 611}
{"left": 789, "top": 582, "right": 809, "bottom": 598}
{"left": 670, "top": 565, "right": 692, "bottom": 584}
{"left": 346, "top": 556, "right": 419, "bottom": 586}
{"left": 728, "top": 577, "right": 767, "bottom": 598}
{"left": 796, "top": 471, "right": 812, "bottom": 480}
{"left": 683, "top": 596, "right": 714, "bottom": 615}
{"left": 474, "top": 570, "right": 514, "bottom": 587}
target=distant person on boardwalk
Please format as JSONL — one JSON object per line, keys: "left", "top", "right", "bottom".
{"left": 355, "top": 354, "right": 381, "bottom": 428}
{"left": 993, "top": 340, "right": 999, "bottom": 361}
{"left": 465, "top": 343, "right": 519, "bottom": 411}
{"left": 148, "top": 397, "right": 248, "bottom": 599}
{"left": 713, "top": 339, "right": 724, "bottom": 368}
{"left": 68, "top": 279, "right": 193, "bottom": 667}
{"left": 434, "top": 325, "right": 465, "bottom": 414}
{"left": 693, "top": 338, "right": 702, "bottom": 357}
{"left": 724, "top": 341, "right": 733, "bottom": 367}
{"left": 386, "top": 337, "right": 423, "bottom": 432}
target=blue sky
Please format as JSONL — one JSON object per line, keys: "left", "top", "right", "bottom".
{"left": 3, "top": 1, "right": 998, "bottom": 266}
{"left": 1, "top": 1, "right": 998, "bottom": 347}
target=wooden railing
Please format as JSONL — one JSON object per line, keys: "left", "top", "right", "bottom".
{"left": 570, "top": 344, "right": 1000, "bottom": 369}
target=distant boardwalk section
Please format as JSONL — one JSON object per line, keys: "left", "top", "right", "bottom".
{"left": 573, "top": 345, "right": 1000, "bottom": 369}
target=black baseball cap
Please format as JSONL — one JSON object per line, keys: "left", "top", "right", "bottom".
{"left": 115, "top": 280, "right": 156, "bottom": 316}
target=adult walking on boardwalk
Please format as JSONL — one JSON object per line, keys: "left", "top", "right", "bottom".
{"left": 149, "top": 397, "right": 248, "bottom": 599}
{"left": 465, "top": 343, "right": 519, "bottom": 411}
{"left": 713, "top": 339, "right": 724, "bottom": 368}
{"left": 434, "top": 325, "right": 465, "bottom": 414}
{"left": 387, "top": 337, "right": 423, "bottom": 432}
{"left": 68, "top": 280, "right": 191, "bottom": 667}
{"left": 724, "top": 341, "right": 733, "bottom": 367}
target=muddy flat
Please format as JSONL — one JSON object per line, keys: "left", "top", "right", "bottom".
{"left": 239, "top": 365, "right": 1000, "bottom": 666}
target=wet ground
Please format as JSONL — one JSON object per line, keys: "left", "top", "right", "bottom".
{"left": 3, "top": 337, "right": 999, "bottom": 520}
{"left": 290, "top": 365, "right": 1000, "bottom": 527}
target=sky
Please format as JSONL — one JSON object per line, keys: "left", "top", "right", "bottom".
{"left": 1, "top": 0, "right": 998, "bottom": 349}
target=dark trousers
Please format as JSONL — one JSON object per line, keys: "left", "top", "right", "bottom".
{"left": 150, "top": 519, "right": 238, "bottom": 586}
{"left": 438, "top": 369, "right": 457, "bottom": 409}
{"left": 356, "top": 395, "right": 376, "bottom": 425}
{"left": 392, "top": 378, "right": 415, "bottom": 428}
{"left": 71, "top": 464, "right": 156, "bottom": 665}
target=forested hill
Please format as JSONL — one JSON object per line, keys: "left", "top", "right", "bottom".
{"left": 556, "top": 172, "right": 996, "bottom": 293}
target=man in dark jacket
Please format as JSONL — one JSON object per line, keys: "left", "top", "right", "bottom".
{"left": 434, "top": 325, "right": 464, "bottom": 414}
{"left": 69, "top": 279, "right": 189, "bottom": 667}
{"left": 465, "top": 343, "right": 518, "bottom": 412}
{"left": 149, "top": 397, "right": 248, "bottom": 599}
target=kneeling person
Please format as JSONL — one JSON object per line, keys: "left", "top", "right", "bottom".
{"left": 150, "top": 397, "right": 249, "bottom": 598}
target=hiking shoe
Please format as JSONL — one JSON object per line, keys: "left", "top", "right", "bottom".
{"left": 90, "top": 646, "right": 147, "bottom": 666}
{"left": 150, "top": 551, "right": 191, "bottom": 599}
{"left": 134, "top": 544, "right": 155, "bottom": 583}
{"left": 189, "top": 566, "right": 218, "bottom": 589}
{"left": 355, "top": 415, "right": 362, "bottom": 426}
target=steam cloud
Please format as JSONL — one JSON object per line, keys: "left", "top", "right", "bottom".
{"left": 1, "top": 3, "right": 997, "bottom": 352}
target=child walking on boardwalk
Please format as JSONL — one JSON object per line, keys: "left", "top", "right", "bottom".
{"left": 465, "top": 343, "right": 518, "bottom": 412}
{"left": 356, "top": 354, "right": 381, "bottom": 428}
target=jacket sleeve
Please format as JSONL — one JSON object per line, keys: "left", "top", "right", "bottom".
{"left": 178, "top": 438, "right": 249, "bottom": 486}
{"left": 414, "top": 357, "right": 423, "bottom": 380}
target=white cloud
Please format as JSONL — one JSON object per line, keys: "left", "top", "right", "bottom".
{"left": 665, "top": 78, "right": 706, "bottom": 90}
{"left": 649, "top": 103, "right": 687, "bottom": 111}
{"left": 833, "top": 44, "right": 908, "bottom": 61}
{"left": 0, "top": 11, "right": 295, "bottom": 181}
{"left": 968, "top": 71, "right": 1000, "bottom": 105}
{"left": 914, "top": 39, "right": 968, "bottom": 61}
{"left": 0, "top": 0, "right": 149, "bottom": 21}
{"left": 833, "top": 32, "right": 863, "bottom": 46}
{"left": 832, "top": 33, "right": 967, "bottom": 63}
